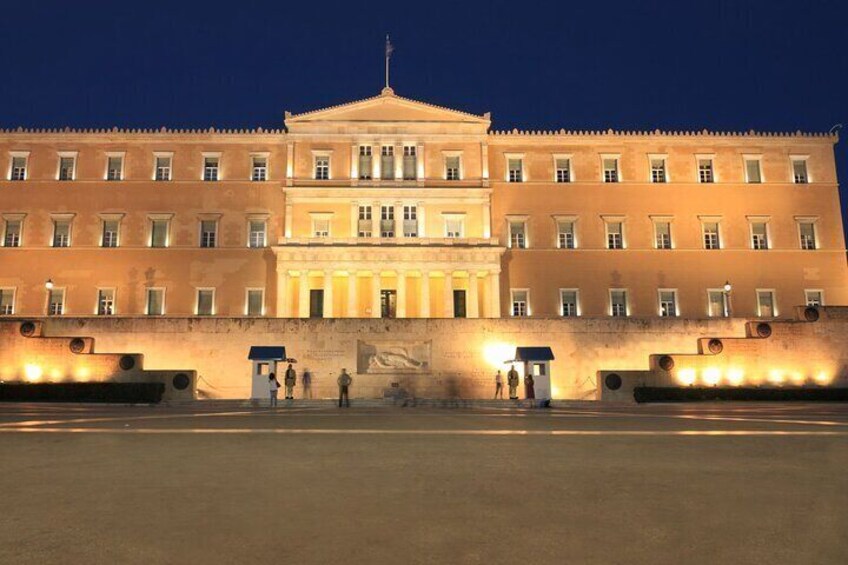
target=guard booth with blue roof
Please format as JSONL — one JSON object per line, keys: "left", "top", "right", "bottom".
{"left": 248, "top": 346, "right": 288, "bottom": 401}
{"left": 513, "top": 346, "right": 555, "bottom": 405}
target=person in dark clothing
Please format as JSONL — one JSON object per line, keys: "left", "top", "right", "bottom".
{"left": 337, "top": 368, "right": 352, "bottom": 408}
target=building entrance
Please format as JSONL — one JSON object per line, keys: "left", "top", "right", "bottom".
{"left": 453, "top": 290, "right": 467, "bottom": 318}
{"left": 381, "top": 290, "right": 397, "bottom": 318}
{"left": 309, "top": 289, "right": 324, "bottom": 318}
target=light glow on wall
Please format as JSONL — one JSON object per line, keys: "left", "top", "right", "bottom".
{"left": 726, "top": 368, "right": 745, "bottom": 386}
{"left": 702, "top": 367, "right": 721, "bottom": 386}
{"left": 482, "top": 342, "right": 515, "bottom": 370}
{"left": 677, "top": 368, "right": 697, "bottom": 386}
{"left": 24, "top": 364, "right": 43, "bottom": 382}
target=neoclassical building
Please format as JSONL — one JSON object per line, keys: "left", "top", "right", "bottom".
{"left": 1, "top": 87, "right": 846, "bottom": 321}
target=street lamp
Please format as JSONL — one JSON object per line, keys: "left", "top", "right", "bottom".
{"left": 45, "top": 279, "right": 54, "bottom": 290}
{"left": 722, "top": 280, "right": 732, "bottom": 317}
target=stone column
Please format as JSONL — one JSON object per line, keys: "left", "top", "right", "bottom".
{"left": 372, "top": 201, "right": 381, "bottom": 238}
{"left": 277, "top": 269, "right": 289, "bottom": 318}
{"left": 350, "top": 201, "right": 358, "bottom": 238}
{"left": 322, "top": 271, "right": 333, "bottom": 318}
{"left": 394, "top": 201, "right": 403, "bottom": 238}
{"left": 395, "top": 143, "right": 403, "bottom": 180}
{"left": 416, "top": 143, "right": 425, "bottom": 182}
{"left": 483, "top": 202, "right": 491, "bottom": 239}
{"left": 350, "top": 144, "right": 359, "bottom": 182}
{"left": 419, "top": 272, "right": 430, "bottom": 318}
{"left": 488, "top": 271, "right": 501, "bottom": 318}
{"left": 468, "top": 272, "right": 479, "bottom": 318}
{"left": 417, "top": 201, "right": 426, "bottom": 237}
{"left": 444, "top": 271, "right": 454, "bottom": 318}
{"left": 298, "top": 271, "right": 309, "bottom": 318}
{"left": 371, "top": 272, "right": 381, "bottom": 318}
{"left": 347, "top": 272, "right": 358, "bottom": 318}
{"left": 396, "top": 272, "right": 406, "bottom": 318}
{"left": 284, "top": 203, "right": 293, "bottom": 238}
{"left": 371, "top": 145, "right": 380, "bottom": 181}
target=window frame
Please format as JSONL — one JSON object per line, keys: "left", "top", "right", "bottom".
{"left": 506, "top": 215, "right": 529, "bottom": 249}
{"left": 57, "top": 151, "right": 78, "bottom": 181}
{"left": 2, "top": 214, "right": 25, "bottom": 248}
{"left": 609, "top": 288, "right": 629, "bottom": 317}
{"left": 245, "top": 288, "right": 266, "bottom": 317}
{"left": 199, "top": 218, "right": 219, "bottom": 248}
{"left": 790, "top": 155, "right": 810, "bottom": 184}
{"left": 505, "top": 153, "right": 525, "bottom": 183}
{"left": 600, "top": 154, "right": 620, "bottom": 183}
{"left": 313, "top": 151, "right": 332, "bottom": 180}
{"left": 153, "top": 152, "right": 173, "bottom": 181}
{"left": 148, "top": 214, "right": 172, "bottom": 248}
{"left": 696, "top": 154, "right": 716, "bottom": 183}
{"left": 804, "top": 289, "right": 824, "bottom": 307}
{"left": 559, "top": 288, "right": 580, "bottom": 317}
{"left": 510, "top": 288, "right": 529, "bottom": 317}
{"left": 50, "top": 214, "right": 74, "bottom": 248}
{"left": 795, "top": 217, "right": 819, "bottom": 250}
{"left": 251, "top": 153, "right": 269, "bottom": 182}
{"left": 310, "top": 213, "right": 332, "bottom": 238}
{"left": 47, "top": 287, "right": 66, "bottom": 316}
{"left": 96, "top": 287, "right": 117, "bottom": 316}
{"left": 202, "top": 152, "right": 221, "bottom": 182}
{"left": 747, "top": 216, "right": 771, "bottom": 250}
{"left": 99, "top": 214, "right": 124, "bottom": 248}
{"left": 553, "top": 215, "right": 578, "bottom": 249}
{"left": 195, "top": 288, "right": 216, "bottom": 316}
{"left": 699, "top": 216, "right": 723, "bottom": 250}
{"left": 650, "top": 216, "right": 673, "bottom": 250}
{"left": 443, "top": 213, "right": 465, "bottom": 238}
{"left": 8, "top": 151, "right": 29, "bottom": 181}
{"left": 247, "top": 216, "right": 268, "bottom": 248}
{"left": 648, "top": 154, "right": 668, "bottom": 183}
{"left": 602, "top": 216, "right": 626, "bottom": 250}
{"left": 443, "top": 151, "right": 462, "bottom": 181}
{"left": 743, "top": 155, "right": 764, "bottom": 184}
{"left": 756, "top": 289, "right": 778, "bottom": 318}
{"left": 552, "top": 154, "right": 572, "bottom": 183}
{"left": 706, "top": 288, "right": 729, "bottom": 318}
{"left": 105, "top": 152, "right": 125, "bottom": 181}
{"left": 0, "top": 287, "right": 16, "bottom": 316}
{"left": 657, "top": 288, "right": 679, "bottom": 318}
{"left": 145, "top": 287, "right": 166, "bottom": 316}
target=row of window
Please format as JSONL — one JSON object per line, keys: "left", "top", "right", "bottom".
{"left": 5, "top": 152, "right": 268, "bottom": 183}
{"left": 5, "top": 150, "right": 814, "bottom": 185}
{"left": 505, "top": 154, "right": 811, "bottom": 184}
{"left": 0, "top": 286, "right": 824, "bottom": 318}
{"left": 0, "top": 215, "right": 269, "bottom": 249}
{"left": 0, "top": 287, "right": 264, "bottom": 317}
{"left": 508, "top": 216, "right": 820, "bottom": 250}
{"left": 508, "top": 288, "right": 824, "bottom": 319}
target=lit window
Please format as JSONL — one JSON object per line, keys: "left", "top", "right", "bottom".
{"left": 48, "top": 288, "right": 65, "bottom": 316}
{"left": 708, "top": 290, "right": 728, "bottom": 318}
{"left": 358, "top": 206, "right": 372, "bottom": 237}
{"left": 744, "top": 157, "right": 762, "bottom": 183}
{"left": 560, "top": 289, "right": 578, "bottom": 317}
{"left": 107, "top": 156, "right": 123, "bottom": 181}
{"left": 313, "top": 218, "right": 330, "bottom": 238}
{"left": 445, "top": 218, "right": 463, "bottom": 238}
{"left": 610, "top": 290, "right": 628, "bottom": 317}
{"left": 654, "top": 221, "right": 672, "bottom": 249}
{"left": 557, "top": 221, "right": 575, "bottom": 249}
{"left": 792, "top": 158, "right": 808, "bottom": 184}
{"left": 511, "top": 289, "right": 528, "bottom": 317}
{"left": 150, "top": 219, "right": 170, "bottom": 248}
{"left": 381, "top": 146, "right": 394, "bottom": 180}
{"left": 97, "top": 289, "right": 115, "bottom": 316}
{"left": 507, "top": 158, "right": 523, "bottom": 183}
{"left": 403, "top": 205, "right": 418, "bottom": 237}
{"left": 3, "top": 219, "right": 22, "bottom": 247}
{"left": 602, "top": 157, "right": 619, "bottom": 183}
{"left": 805, "top": 290, "right": 823, "bottom": 307}
{"left": 252, "top": 156, "right": 268, "bottom": 181}
{"left": 102, "top": 220, "right": 120, "bottom": 248}
{"left": 247, "top": 289, "right": 264, "bottom": 316}
{"left": 200, "top": 220, "right": 217, "bottom": 248}
{"left": 52, "top": 219, "right": 72, "bottom": 248}
{"left": 402, "top": 146, "right": 417, "bottom": 180}
{"left": 698, "top": 158, "right": 714, "bottom": 183}
{"left": 509, "top": 221, "right": 526, "bottom": 249}
{"left": 756, "top": 290, "right": 776, "bottom": 318}
{"left": 58, "top": 155, "right": 76, "bottom": 181}
{"left": 248, "top": 220, "right": 267, "bottom": 248}
{"left": 606, "top": 221, "right": 623, "bottom": 249}
{"left": 380, "top": 206, "right": 394, "bottom": 237}
{"left": 146, "top": 288, "right": 165, "bottom": 316}
{"left": 555, "top": 158, "right": 571, "bottom": 183}
{"left": 359, "top": 146, "right": 372, "bottom": 180}
{"left": 203, "top": 156, "right": 220, "bottom": 181}
{"left": 0, "top": 288, "right": 14, "bottom": 315}
{"left": 750, "top": 222, "right": 769, "bottom": 250}
{"left": 10, "top": 155, "right": 27, "bottom": 181}
{"left": 658, "top": 290, "right": 677, "bottom": 317}
{"left": 446, "top": 155, "right": 460, "bottom": 181}
{"left": 155, "top": 156, "right": 172, "bottom": 181}
{"left": 315, "top": 155, "right": 330, "bottom": 180}
{"left": 702, "top": 221, "right": 720, "bottom": 250}
{"left": 650, "top": 158, "right": 666, "bottom": 183}
{"left": 196, "top": 289, "right": 215, "bottom": 316}
{"left": 798, "top": 222, "right": 817, "bottom": 250}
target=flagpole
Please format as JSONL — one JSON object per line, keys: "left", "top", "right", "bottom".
{"left": 385, "top": 35, "right": 390, "bottom": 88}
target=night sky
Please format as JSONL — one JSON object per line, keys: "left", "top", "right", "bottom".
{"left": 1, "top": 0, "right": 846, "bottom": 237}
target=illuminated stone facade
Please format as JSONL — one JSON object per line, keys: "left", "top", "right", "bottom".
{"left": 1, "top": 87, "right": 846, "bottom": 321}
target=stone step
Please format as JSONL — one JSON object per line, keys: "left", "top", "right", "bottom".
{"left": 167, "top": 398, "right": 576, "bottom": 409}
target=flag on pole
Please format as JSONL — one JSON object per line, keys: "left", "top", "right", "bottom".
{"left": 385, "top": 35, "right": 394, "bottom": 59}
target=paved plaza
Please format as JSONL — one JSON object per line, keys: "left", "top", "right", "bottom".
{"left": 0, "top": 402, "right": 846, "bottom": 564}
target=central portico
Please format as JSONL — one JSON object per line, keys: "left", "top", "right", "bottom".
{"left": 274, "top": 87, "right": 505, "bottom": 318}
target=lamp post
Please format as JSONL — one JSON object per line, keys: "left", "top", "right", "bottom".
{"left": 723, "top": 280, "right": 732, "bottom": 318}
{"left": 45, "top": 279, "right": 54, "bottom": 290}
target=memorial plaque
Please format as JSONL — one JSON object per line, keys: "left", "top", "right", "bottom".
{"left": 357, "top": 340, "right": 431, "bottom": 374}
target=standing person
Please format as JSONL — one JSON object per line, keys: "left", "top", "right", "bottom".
{"left": 302, "top": 369, "right": 313, "bottom": 400}
{"left": 268, "top": 372, "right": 280, "bottom": 407}
{"left": 494, "top": 370, "right": 504, "bottom": 399}
{"left": 337, "top": 368, "right": 352, "bottom": 408}
{"left": 507, "top": 365, "right": 520, "bottom": 400}
{"left": 284, "top": 363, "right": 297, "bottom": 400}
{"left": 524, "top": 371, "right": 536, "bottom": 400}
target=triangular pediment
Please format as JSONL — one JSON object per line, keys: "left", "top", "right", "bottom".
{"left": 285, "top": 88, "right": 490, "bottom": 130}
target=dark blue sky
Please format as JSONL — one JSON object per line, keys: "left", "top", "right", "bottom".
{"left": 1, "top": 0, "right": 846, "bottom": 235}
